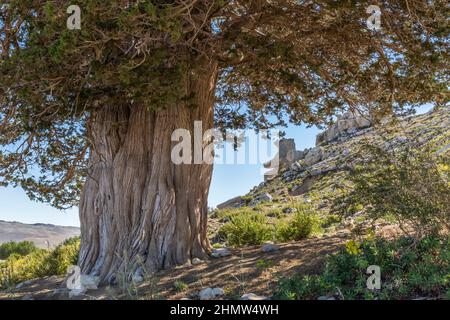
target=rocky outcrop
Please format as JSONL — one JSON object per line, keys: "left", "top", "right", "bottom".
{"left": 220, "top": 108, "right": 448, "bottom": 213}
{"left": 316, "top": 111, "right": 372, "bottom": 146}
{"left": 249, "top": 193, "right": 273, "bottom": 207}
{"left": 263, "top": 139, "right": 305, "bottom": 181}
{"left": 263, "top": 112, "right": 372, "bottom": 181}
{"left": 216, "top": 196, "right": 245, "bottom": 210}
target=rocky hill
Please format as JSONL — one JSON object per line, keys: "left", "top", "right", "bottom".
{"left": 0, "top": 220, "right": 80, "bottom": 249}
{"left": 217, "top": 107, "right": 449, "bottom": 214}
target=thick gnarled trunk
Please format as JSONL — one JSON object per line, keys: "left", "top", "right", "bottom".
{"left": 78, "top": 64, "right": 218, "bottom": 283}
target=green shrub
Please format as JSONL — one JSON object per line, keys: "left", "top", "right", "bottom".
{"left": 0, "top": 241, "right": 39, "bottom": 260}
{"left": 274, "top": 235, "right": 450, "bottom": 300}
{"left": 0, "top": 249, "right": 50, "bottom": 288}
{"left": 0, "top": 237, "right": 80, "bottom": 289}
{"left": 276, "top": 205, "right": 321, "bottom": 242}
{"left": 322, "top": 214, "right": 342, "bottom": 228}
{"left": 42, "top": 237, "right": 80, "bottom": 275}
{"left": 218, "top": 210, "right": 273, "bottom": 246}
{"left": 338, "top": 143, "right": 450, "bottom": 236}
{"left": 174, "top": 281, "right": 188, "bottom": 291}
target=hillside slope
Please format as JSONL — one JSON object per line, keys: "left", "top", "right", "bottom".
{"left": 0, "top": 220, "right": 79, "bottom": 249}
{"left": 214, "top": 107, "right": 449, "bottom": 229}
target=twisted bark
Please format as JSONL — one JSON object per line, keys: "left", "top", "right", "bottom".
{"left": 78, "top": 64, "right": 218, "bottom": 283}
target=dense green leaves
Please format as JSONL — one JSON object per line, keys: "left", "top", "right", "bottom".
{"left": 338, "top": 140, "right": 450, "bottom": 236}
{"left": 0, "top": 1, "right": 448, "bottom": 207}
{"left": 275, "top": 235, "right": 450, "bottom": 300}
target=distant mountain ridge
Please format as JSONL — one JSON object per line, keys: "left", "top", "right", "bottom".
{"left": 0, "top": 220, "right": 80, "bottom": 249}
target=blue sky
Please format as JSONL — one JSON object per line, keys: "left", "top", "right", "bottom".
{"left": 0, "top": 105, "right": 434, "bottom": 227}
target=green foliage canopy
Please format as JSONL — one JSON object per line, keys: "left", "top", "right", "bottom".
{"left": 0, "top": 1, "right": 448, "bottom": 207}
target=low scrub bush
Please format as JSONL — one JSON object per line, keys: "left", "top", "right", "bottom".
{"left": 337, "top": 143, "right": 450, "bottom": 236}
{"left": 42, "top": 237, "right": 80, "bottom": 275}
{"left": 276, "top": 205, "right": 322, "bottom": 242}
{"left": 274, "top": 235, "right": 450, "bottom": 300}
{"left": 0, "top": 241, "right": 39, "bottom": 260}
{"left": 0, "top": 237, "right": 80, "bottom": 290}
{"left": 218, "top": 210, "right": 274, "bottom": 246}
{"left": 218, "top": 204, "right": 321, "bottom": 246}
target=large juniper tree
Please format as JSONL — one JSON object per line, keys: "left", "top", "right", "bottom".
{"left": 0, "top": 0, "right": 448, "bottom": 283}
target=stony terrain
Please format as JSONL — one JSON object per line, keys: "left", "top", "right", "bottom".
{"left": 1, "top": 107, "right": 448, "bottom": 300}
{"left": 0, "top": 232, "right": 349, "bottom": 300}
{"left": 0, "top": 220, "right": 80, "bottom": 249}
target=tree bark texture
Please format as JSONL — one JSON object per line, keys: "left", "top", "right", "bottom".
{"left": 78, "top": 63, "right": 218, "bottom": 283}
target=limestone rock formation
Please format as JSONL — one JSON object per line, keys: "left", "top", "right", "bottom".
{"left": 263, "top": 112, "right": 372, "bottom": 181}
{"left": 216, "top": 196, "right": 245, "bottom": 210}
{"left": 263, "top": 139, "right": 306, "bottom": 181}
{"left": 316, "top": 111, "right": 371, "bottom": 146}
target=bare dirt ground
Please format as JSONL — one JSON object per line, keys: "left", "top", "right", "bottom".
{"left": 0, "top": 231, "right": 350, "bottom": 300}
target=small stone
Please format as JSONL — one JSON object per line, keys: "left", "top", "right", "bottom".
{"left": 132, "top": 274, "right": 144, "bottom": 283}
{"left": 396, "top": 136, "right": 408, "bottom": 144}
{"left": 241, "top": 293, "right": 268, "bottom": 300}
{"left": 50, "top": 288, "right": 67, "bottom": 297}
{"left": 199, "top": 288, "right": 225, "bottom": 300}
{"left": 212, "top": 288, "right": 225, "bottom": 296}
{"left": 69, "top": 288, "right": 87, "bottom": 298}
{"left": 211, "top": 248, "right": 232, "bottom": 258}
{"left": 81, "top": 274, "right": 100, "bottom": 290}
{"left": 317, "top": 296, "right": 336, "bottom": 301}
{"left": 192, "top": 258, "right": 203, "bottom": 265}
{"left": 132, "top": 268, "right": 144, "bottom": 283}
{"left": 15, "top": 280, "right": 33, "bottom": 289}
{"left": 262, "top": 242, "right": 280, "bottom": 253}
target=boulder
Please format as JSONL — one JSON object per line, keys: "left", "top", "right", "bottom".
{"left": 290, "top": 161, "right": 304, "bottom": 172}
{"left": 303, "top": 147, "right": 324, "bottom": 167}
{"left": 249, "top": 193, "right": 273, "bottom": 207}
{"left": 68, "top": 274, "right": 100, "bottom": 298}
{"left": 316, "top": 111, "right": 372, "bottom": 145}
{"left": 217, "top": 196, "right": 245, "bottom": 210}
